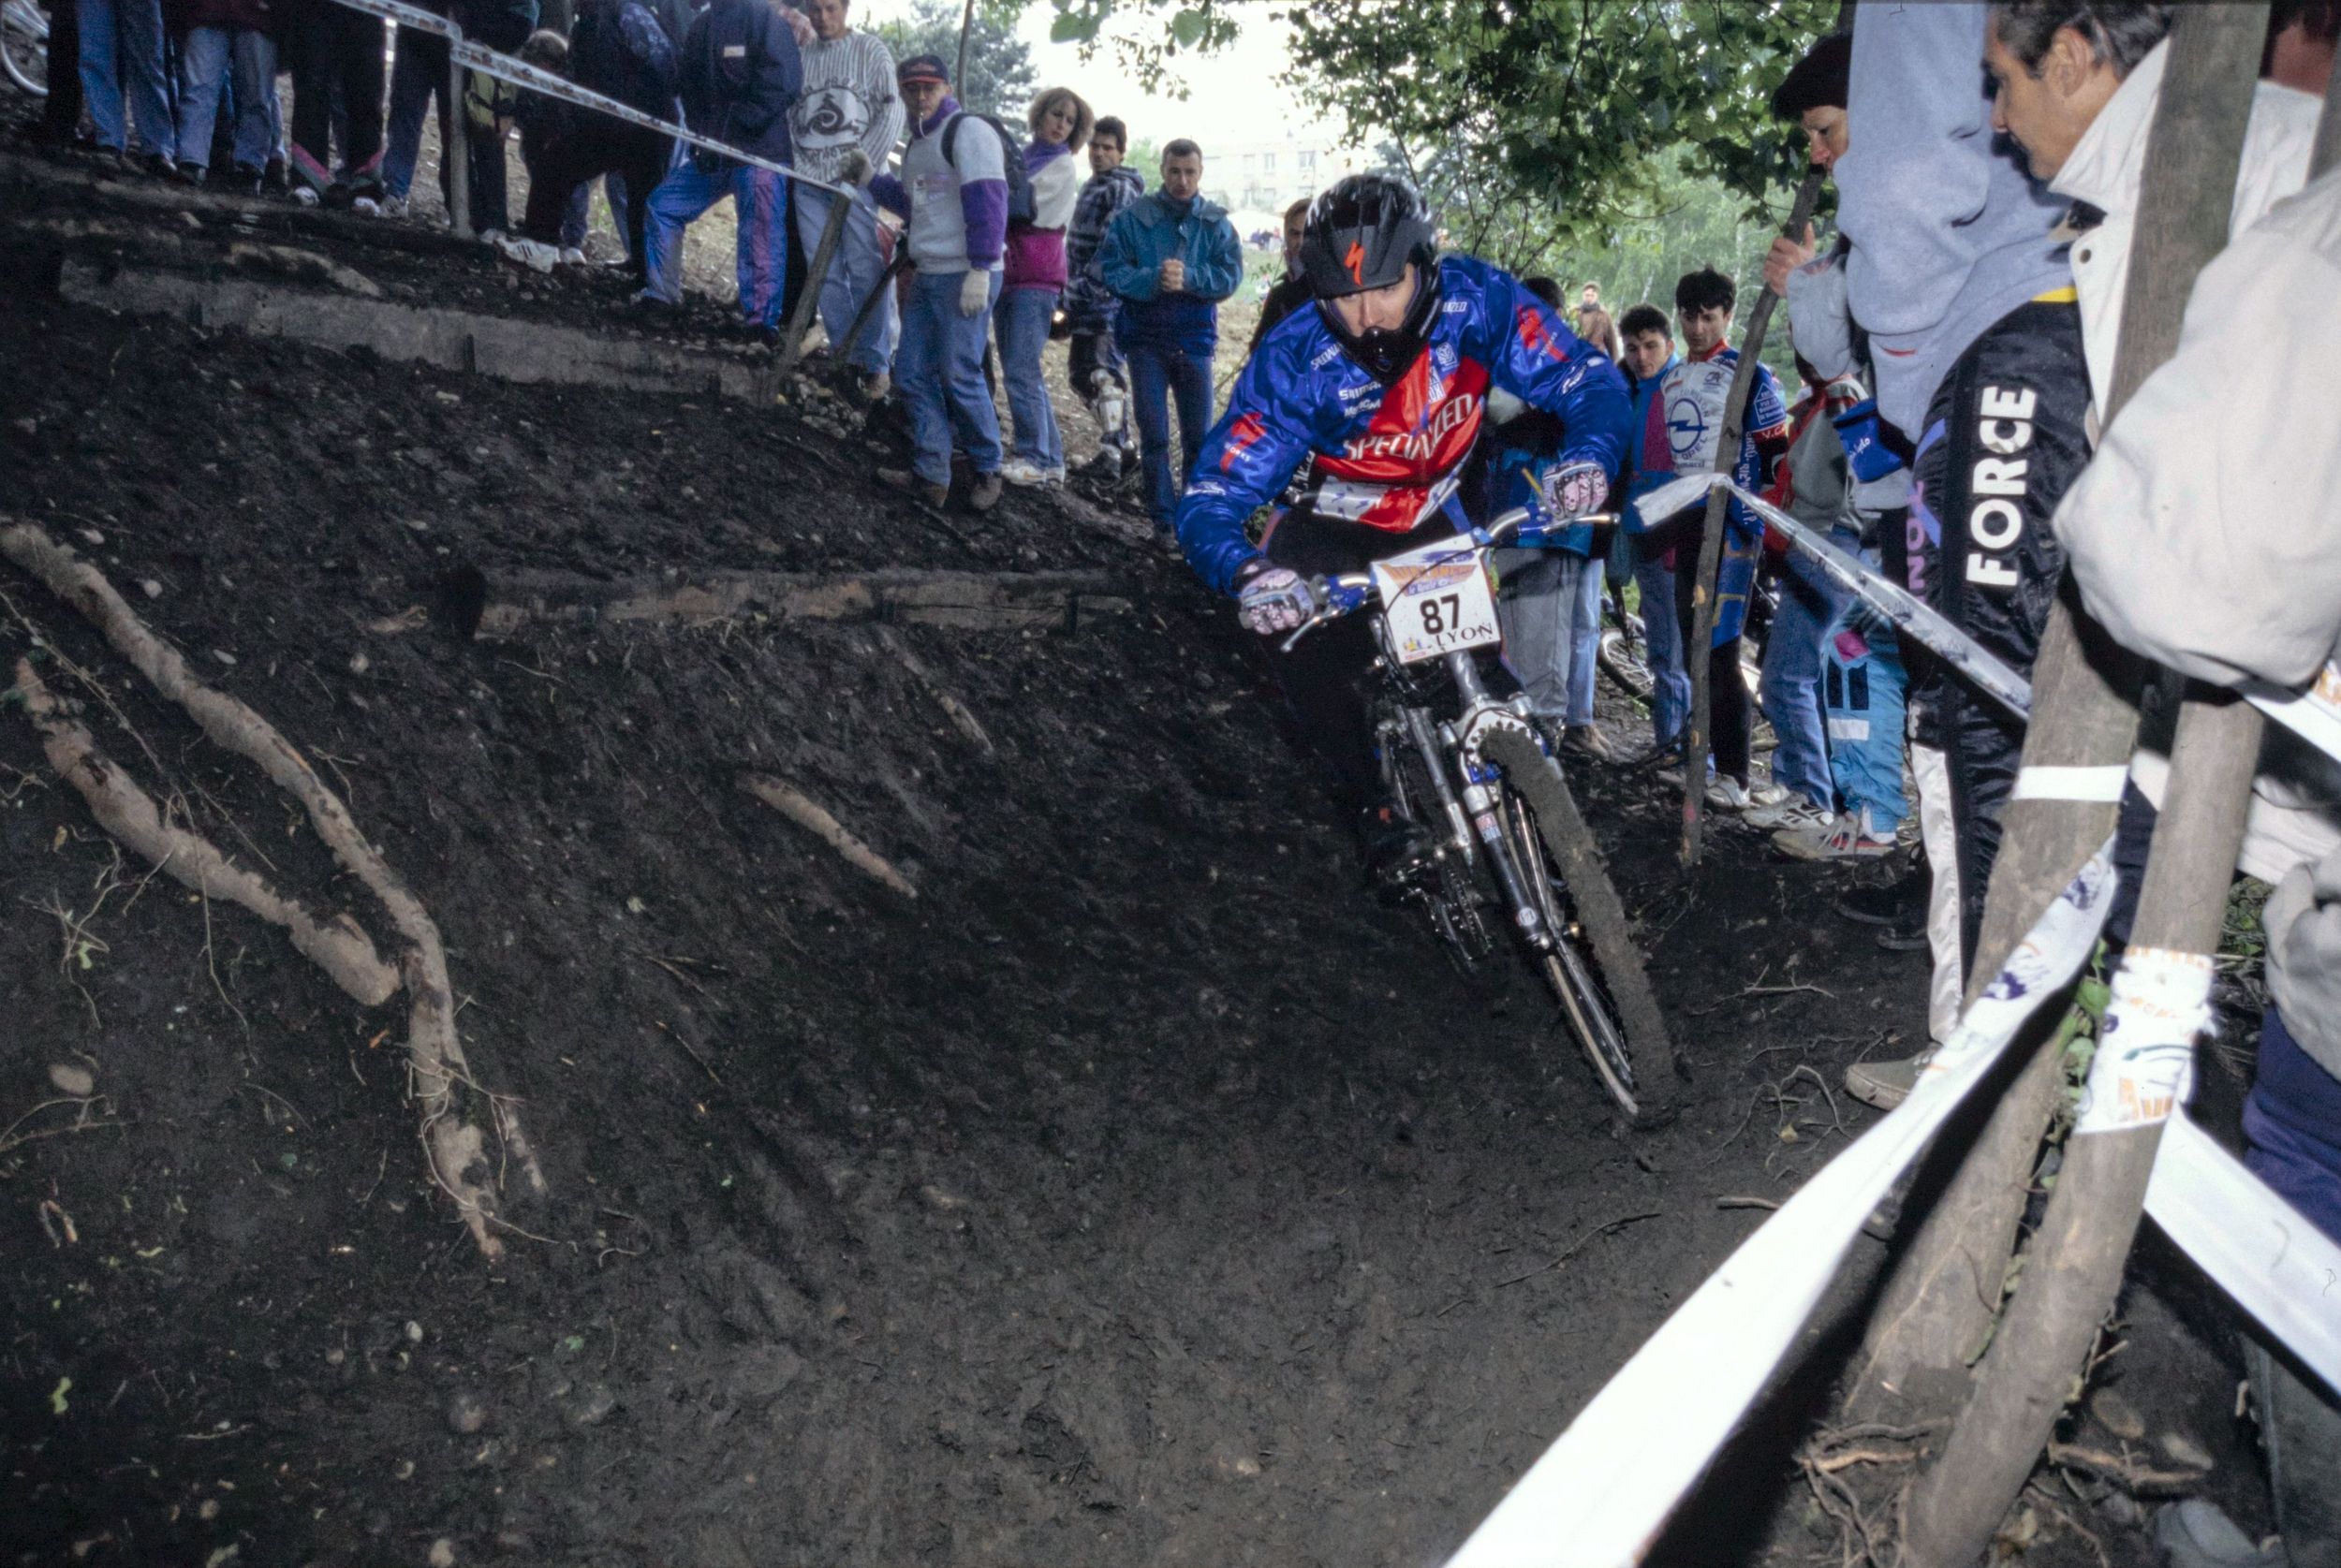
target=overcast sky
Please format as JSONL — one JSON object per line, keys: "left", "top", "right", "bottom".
{"left": 849, "top": 0, "right": 1338, "bottom": 149}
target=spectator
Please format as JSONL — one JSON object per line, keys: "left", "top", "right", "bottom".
{"left": 1628, "top": 265, "right": 1793, "bottom": 812}
{"left": 1497, "top": 272, "right": 1614, "bottom": 757}
{"left": 1573, "top": 301, "right": 1621, "bottom": 362}
{"left": 789, "top": 0, "right": 902, "bottom": 403}
{"left": 170, "top": 0, "right": 277, "bottom": 194}
{"left": 1246, "top": 194, "right": 1313, "bottom": 355}
{"left": 867, "top": 52, "right": 1007, "bottom": 512}
{"left": 454, "top": 0, "right": 549, "bottom": 234}
{"left": 283, "top": 0, "right": 390, "bottom": 207}
{"left": 1831, "top": 0, "right": 2084, "bottom": 1108}
{"left": 504, "top": 4, "right": 678, "bottom": 275}
{"left": 1097, "top": 138, "right": 1243, "bottom": 534}
{"left": 379, "top": 0, "right": 464, "bottom": 222}
{"left": 997, "top": 86, "right": 1093, "bottom": 488}
{"left": 77, "top": 0, "right": 172, "bottom": 173}
{"left": 637, "top": 0, "right": 802, "bottom": 335}
{"left": 1616, "top": 301, "right": 1689, "bottom": 758}
{"left": 1063, "top": 113, "right": 1144, "bottom": 488}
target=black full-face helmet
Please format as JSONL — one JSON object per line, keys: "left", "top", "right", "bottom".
{"left": 1301, "top": 173, "right": 1442, "bottom": 384}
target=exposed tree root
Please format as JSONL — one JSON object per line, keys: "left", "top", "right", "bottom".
{"left": 740, "top": 774, "right": 918, "bottom": 898}
{"left": 2, "top": 521, "right": 542, "bottom": 1258}
{"left": 14, "top": 659, "right": 400, "bottom": 1005}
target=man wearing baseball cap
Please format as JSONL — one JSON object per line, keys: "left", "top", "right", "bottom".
{"left": 869, "top": 52, "right": 1009, "bottom": 511}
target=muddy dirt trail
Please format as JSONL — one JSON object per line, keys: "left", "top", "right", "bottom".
{"left": 0, "top": 152, "right": 2271, "bottom": 1568}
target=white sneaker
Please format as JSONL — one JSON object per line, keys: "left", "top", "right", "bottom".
{"left": 1041, "top": 465, "right": 1067, "bottom": 486}
{"left": 1744, "top": 793, "right": 1831, "bottom": 832}
{"left": 999, "top": 458, "right": 1053, "bottom": 488}
{"left": 352, "top": 196, "right": 381, "bottom": 217}
{"left": 291, "top": 185, "right": 319, "bottom": 207}
{"left": 378, "top": 193, "right": 409, "bottom": 219}
{"left": 1846, "top": 1046, "right": 1938, "bottom": 1110}
{"left": 1775, "top": 807, "right": 1899, "bottom": 861}
{"left": 1705, "top": 776, "right": 1754, "bottom": 812}
{"left": 558, "top": 245, "right": 588, "bottom": 267}
{"left": 1745, "top": 781, "right": 1792, "bottom": 810}
{"left": 478, "top": 227, "right": 505, "bottom": 246}
{"left": 496, "top": 235, "right": 560, "bottom": 274}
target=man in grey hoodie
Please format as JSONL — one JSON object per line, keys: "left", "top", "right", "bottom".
{"left": 1832, "top": 0, "right": 2095, "bottom": 1109}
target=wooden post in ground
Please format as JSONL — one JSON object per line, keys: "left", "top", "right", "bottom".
{"left": 1679, "top": 0, "right": 1854, "bottom": 870}
{"left": 1839, "top": 0, "right": 2269, "bottom": 1436}
{"left": 773, "top": 186, "right": 853, "bottom": 386}
{"left": 445, "top": 20, "right": 471, "bottom": 239}
{"left": 1893, "top": 36, "right": 2341, "bottom": 1560}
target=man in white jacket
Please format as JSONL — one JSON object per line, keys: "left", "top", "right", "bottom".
{"left": 789, "top": 0, "right": 904, "bottom": 404}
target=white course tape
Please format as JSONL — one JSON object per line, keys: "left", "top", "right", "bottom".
{"left": 2146, "top": 1113, "right": 2341, "bottom": 1398}
{"left": 1633, "top": 473, "right": 2032, "bottom": 722}
{"left": 1444, "top": 840, "right": 2122, "bottom": 1568}
{"left": 2245, "top": 661, "right": 2341, "bottom": 774}
{"left": 2012, "top": 765, "right": 2131, "bottom": 803}
{"left": 2073, "top": 946, "right": 2213, "bottom": 1135}
{"left": 330, "top": 0, "right": 854, "bottom": 198}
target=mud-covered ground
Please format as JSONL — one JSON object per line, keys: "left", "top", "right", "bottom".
{"left": 0, "top": 148, "right": 2280, "bottom": 1568}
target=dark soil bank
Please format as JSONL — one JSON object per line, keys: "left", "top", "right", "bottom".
{"left": 0, "top": 160, "right": 2269, "bottom": 1567}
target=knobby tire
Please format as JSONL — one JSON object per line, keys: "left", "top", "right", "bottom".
{"left": 1476, "top": 725, "right": 1677, "bottom": 1125}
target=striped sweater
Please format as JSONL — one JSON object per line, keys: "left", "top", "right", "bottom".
{"left": 788, "top": 28, "right": 903, "bottom": 186}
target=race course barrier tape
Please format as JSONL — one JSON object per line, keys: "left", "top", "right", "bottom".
{"left": 1446, "top": 841, "right": 2341, "bottom": 1567}
{"left": 1631, "top": 472, "right": 2033, "bottom": 723}
{"left": 329, "top": 0, "right": 856, "bottom": 199}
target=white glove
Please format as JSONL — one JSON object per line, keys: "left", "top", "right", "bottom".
{"left": 1539, "top": 460, "right": 1609, "bottom": 520}
{"left": 1233, "top": 561, "right": 1318, "bottom": 637}
{"left": 838, "top": 148, "right": 873, "bottom": 187}
{"left": 958, "top": 269, "right": 991, "bottom": 318}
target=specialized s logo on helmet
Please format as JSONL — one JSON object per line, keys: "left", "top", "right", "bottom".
{"left": 1514, "top": 305, "right": 1573, "bottom": 363}
{"left": 1344, "top": 242, "right": 1366, "bottom": 289}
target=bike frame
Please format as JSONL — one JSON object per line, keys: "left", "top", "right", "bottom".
{"left": 1285, "top": 508, "right": 1618, "bottom": 960}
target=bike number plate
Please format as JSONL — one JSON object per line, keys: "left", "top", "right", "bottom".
{"left": 1370, "top": 540, "right": 1501, "bottom": 665}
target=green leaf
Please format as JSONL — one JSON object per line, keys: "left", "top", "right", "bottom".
{"left": 1048, "top": 10, "right": 1091, "bottom": 43}
{"left": 51, "top": 1376, "right": 71, "bottom": 1416}
{"left": 1170, "top": 7, "right": 1206, "bottom": 48}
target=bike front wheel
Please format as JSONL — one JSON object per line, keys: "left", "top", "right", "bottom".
{"left": 1500, "top": 784, "right": 1638, "bottom": 1118}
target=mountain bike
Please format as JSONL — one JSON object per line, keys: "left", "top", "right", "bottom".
{"left": 1281, "top": 509, "right": 1675, "bottom": 1122}
{"left": 2, "top": 0, "right": 48, "bottom": 97}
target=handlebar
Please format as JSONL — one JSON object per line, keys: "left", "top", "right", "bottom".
{"left": 1274, "top": 508, "right": 1619, "bottom": 652}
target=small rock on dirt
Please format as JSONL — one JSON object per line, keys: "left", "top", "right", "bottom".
{"left": 48, "top": 1063, "right": 96, "bottom": 1097}
{"left": 446, "top": 1392, "right": 489, "bottom": 1435}
{"left": 140, "top": 579, "right": 162, "bottom": 599}
{"left": 426, "top": 1539, "right": 455, "bottom": 1568}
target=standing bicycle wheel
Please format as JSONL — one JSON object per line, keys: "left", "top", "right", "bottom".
{"left": 1499, "top": 781, "right": 1638, "bottom": 1114}
{"left": 1, "top": 0, "right": 49, "bottom": 96}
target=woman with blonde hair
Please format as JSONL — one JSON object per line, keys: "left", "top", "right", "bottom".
{"left": 996, "top": 86, "right": 1094, "bottom": 486}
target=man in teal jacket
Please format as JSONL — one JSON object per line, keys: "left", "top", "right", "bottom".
{"left": 1097, "top": 139, "right": 1244, "bottom": 531}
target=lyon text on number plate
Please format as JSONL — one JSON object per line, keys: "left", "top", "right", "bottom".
{"left": 1370, "top": 539, "right": 1502, "bottom": 665}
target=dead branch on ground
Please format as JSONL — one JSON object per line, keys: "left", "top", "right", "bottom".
{"left": 741, "top": 773, "right": 918, "bottom": 897}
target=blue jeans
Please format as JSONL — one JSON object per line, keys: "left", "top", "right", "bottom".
{"left": 896, "top": 268, "right": 1004, "bottom": 488}
{"left": 994, "top": 286, "right": 1064, "bottom": 471}
{"left": 1633, "top": 551, "right": 1691, "bottom": 750}
{"left": 1759, "top": 531, "right": 1856, "bottom": 808}
{"left": 175, "top": 25, "right": 275, "bottom": 173}
{"left": 2245, "top": 1004, "right": 2341, "bottom": 1246}
{"left": 77, "top": 0, "right": 170, "bottom": 155}
{"left": 1124, "top": 337, "right": 1215, "bottom": 528}
{"left": 1500, "top": 549, "right": 1603, "bottom": 724}
{"left": 795, "top": 183, "right": 894, "bottom": 374}
{"left": 640, "top": 160, "right": 788, "bottom": 326}
{"left": 1823, "top": 578, "right": 1909, "bottom": 827}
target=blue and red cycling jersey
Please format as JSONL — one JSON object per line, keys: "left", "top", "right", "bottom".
{"left": 1174, "top": 256, "right": 1636, "bottom": 594}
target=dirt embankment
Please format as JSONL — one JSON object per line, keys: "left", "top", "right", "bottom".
{"left": 0, "top": 156, "right": 2273, "bottom": 1568}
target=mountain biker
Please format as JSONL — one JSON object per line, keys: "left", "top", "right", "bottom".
{"left": 1174, "top": 173, "right": 1636, "bottom": 872}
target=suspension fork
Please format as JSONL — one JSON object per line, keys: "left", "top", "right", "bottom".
{"left": 1437, "top": 651, "right": 1553, "bottom": 946}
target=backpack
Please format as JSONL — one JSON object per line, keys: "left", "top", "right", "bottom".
{"left": 941, "top": 111, "right": 1036, "bottom": 227}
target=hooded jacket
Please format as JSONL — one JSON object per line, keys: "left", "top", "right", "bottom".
{"left": 1064, "top": 164, "right": 1144, "bottom": 331}
{"left": 1834, "top": 0, "right": 2069, "bottom": 439}
{"left": 1177, "top": 255, "right": 1634, "bottom": 594}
